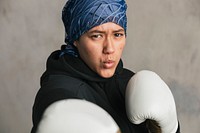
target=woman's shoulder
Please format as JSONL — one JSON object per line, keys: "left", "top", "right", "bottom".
{"left": 41, "top": 74, "right": 89, "bottom": 92}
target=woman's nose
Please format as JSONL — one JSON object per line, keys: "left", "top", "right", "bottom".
{"left": 103, "top": 37, "right": 115, "bottom": 54}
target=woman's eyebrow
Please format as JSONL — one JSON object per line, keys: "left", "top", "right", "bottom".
{"left": 88, "top": 29, "right": 124, "bottom": 34}
{"left": 113, "top": 29, "right": 125, "bottom": 33}
{"left": 88, "top": 30, "right": 106, "bottom": 34}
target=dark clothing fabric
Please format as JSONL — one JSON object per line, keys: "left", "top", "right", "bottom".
{"left": 31, "top": 50, "right": 180, "bottom": 133}
{"left": 31, "top": 50, "right": 148, "bottom": 133}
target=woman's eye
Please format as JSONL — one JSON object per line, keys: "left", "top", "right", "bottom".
{"left": 91, "top": 34, "right": 102, "bottom": 39}
{"left": 114, "top": 33, "right": 124, "bottom": 37}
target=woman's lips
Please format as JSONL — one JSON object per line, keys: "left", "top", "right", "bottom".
{"left": 103, "top": 60, "right": 115, "bottom": 69}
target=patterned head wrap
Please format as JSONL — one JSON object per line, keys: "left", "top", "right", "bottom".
{"left": 60, "top": 0, "right": 127, "bottom": 57}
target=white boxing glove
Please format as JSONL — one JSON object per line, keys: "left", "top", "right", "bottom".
{"left": 36, "top": 99, "right": 120, "bottom": 133}
{"left": 125, "top": 70, "right": 178, "bottom": 133}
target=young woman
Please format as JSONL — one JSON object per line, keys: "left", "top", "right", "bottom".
{"left": 31, "top": 0, "right": 180, "bottom": 133}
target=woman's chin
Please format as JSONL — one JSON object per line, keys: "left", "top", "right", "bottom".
{"left": 98, "top": 69, "right": 115, "bottom": 78}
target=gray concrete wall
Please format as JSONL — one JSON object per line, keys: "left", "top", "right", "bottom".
{"left": 0, "top": 0, "right": 199, "bottom": 132}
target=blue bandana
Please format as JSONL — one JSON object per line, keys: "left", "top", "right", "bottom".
{"left": 60, "top": 0, "right": 127, "bottom": 57}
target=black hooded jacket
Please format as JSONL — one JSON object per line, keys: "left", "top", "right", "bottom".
{"left": 31, "top": 50, "right": 150, "bottom": 133}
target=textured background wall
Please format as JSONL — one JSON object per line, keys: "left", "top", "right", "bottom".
{"left": 0, "top": 0, "right": 199, "bottom": 132}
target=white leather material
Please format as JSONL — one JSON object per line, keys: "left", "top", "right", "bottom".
{"left": 125, "top": 70, "right": 178, "bottom": 133}
{"left": 36, "top": 99, "right": 120, "bottom": 133}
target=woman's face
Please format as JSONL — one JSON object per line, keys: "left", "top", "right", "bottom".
{"left": 74, "top": 22, "right": 126, "bottom": 78}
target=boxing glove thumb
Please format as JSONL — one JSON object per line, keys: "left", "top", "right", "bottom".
{"left": 125, "top": 70, "right": 178, "bottom": 133}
